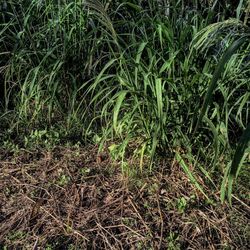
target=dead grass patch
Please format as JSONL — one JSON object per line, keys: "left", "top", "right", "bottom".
{"left": 0, "top": 146, "right": 249, "bottom": 249}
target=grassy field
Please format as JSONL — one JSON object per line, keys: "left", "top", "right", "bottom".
{"left": 0, "top": 0, "right": 249, "bottom": 249}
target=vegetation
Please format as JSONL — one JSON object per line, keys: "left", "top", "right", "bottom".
{"left": 0, "top": 0, "right": 249, "bottom": 248}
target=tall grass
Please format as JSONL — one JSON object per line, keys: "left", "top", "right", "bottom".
{"left": 0, "top": 0, "right": 249, "bottom": 203}
{"left": 0, "top": 0, "right": 117, "bottom": 127}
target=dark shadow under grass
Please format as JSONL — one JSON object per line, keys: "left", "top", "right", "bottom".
{"left": 0, "top": 146, "right": 249, "bottom": 249}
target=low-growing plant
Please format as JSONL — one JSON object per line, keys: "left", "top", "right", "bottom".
{"left": 57, "top": 174, "right": 71, "bottom": 187}
{"left": 167, "top": 232, "right": 181, "bottom": 250}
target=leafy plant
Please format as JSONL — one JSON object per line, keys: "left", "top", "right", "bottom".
{"left": 0, "top": 0, "right": 249, "bottom": 204}
{"left": 191, "top": 19, "right": 250, "bottom": 203}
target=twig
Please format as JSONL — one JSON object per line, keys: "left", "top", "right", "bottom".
{"left": 232, "top": 195, "right": 250, "bottom": 211}
{"left": 128, "top": 197, "right": 152, "bottom": 236}
{"left": 25, "top": 195, "right": 89, "bottom": 241}
{"left": 157, "top": 194, "right": 164, "bottom": 249}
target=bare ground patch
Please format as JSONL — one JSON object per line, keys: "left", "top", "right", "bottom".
{"left": 0, "top": 146, "right": 249, "bottom": 249}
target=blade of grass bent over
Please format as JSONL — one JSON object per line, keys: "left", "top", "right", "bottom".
{"left": 175, "top": 152, "right": 210, "bottom": 201}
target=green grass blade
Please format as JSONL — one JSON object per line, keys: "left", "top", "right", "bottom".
{"left": 135, "top": 42, "right": 147, "bottom": 88}
{"left": 227, "top": 123, "right": 250, "bottom": 205}
{"left": 220, "top": 162, "right": 231, "bottom": 203}
{"left": 203, "top": 116, "right": 219, "bottom": 170}
{"left": 155, "top": 78, "right": 163, "bottom": 120}
{"left": 194, "top": 35, "right": 250, "bottom": 134}
{"left": 113, "top": 90, "right": 128, "bottom": 132}
{"left": 175, "top": 152, "right": 210, "bottom": 201}
{"left": 236, "top": 0, "right": 244, "bottom": 20}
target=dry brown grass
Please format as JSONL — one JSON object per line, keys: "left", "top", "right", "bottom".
{"left": 0, "top": 146, "right": 249, "bottom": 249}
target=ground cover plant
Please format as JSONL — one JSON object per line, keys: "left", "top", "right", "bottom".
{"left": 0, "top": 0, "right": 249, "bottom": 249}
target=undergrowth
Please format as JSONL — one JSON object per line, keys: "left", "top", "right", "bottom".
{"left": 0, "top": 0, "right": 249, "bottom": 203}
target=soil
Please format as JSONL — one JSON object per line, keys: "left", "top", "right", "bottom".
{"left": 0, "top": 146, "right": 249, "bottom": 249}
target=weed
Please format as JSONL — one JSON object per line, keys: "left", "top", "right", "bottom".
{"left": 80, "top": 167, "right": 91, "bottom": 176}
{"left": 57, "top": 174, "right": 71, "bottom": 187}
{"left": 3, "top": 140, "right": 19, "bottom": 153}
{"left": 176, "top": 197, "right": 187, "bottom": 213}
{"left": 167, "top": 232, "right": 181, "bottom": 250}
{"left": 24, "top": 129, "right": 60, "bottom": 148}
{"left": 7, "top": 231, "right": 27, "bottom": 241}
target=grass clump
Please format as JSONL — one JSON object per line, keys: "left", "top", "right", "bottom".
{"left": 0, "top": 0, "right": 249, "bottom": 203}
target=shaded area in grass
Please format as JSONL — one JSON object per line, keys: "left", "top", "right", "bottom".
{"left": 0, "top": 146, "right": 249, "bottom": 249}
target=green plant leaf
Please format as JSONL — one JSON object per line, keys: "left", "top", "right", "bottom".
{"left": 175, "top": 152, "right": 210, "bottom": 201}
{"left": 194, "top": 35, "right": 250, "bottom": 134}
{"left": 113, "top": 90, "right": 128, "bottom": 132}
{"left": 227, "top": 123, "right": 250, "bottom": 205}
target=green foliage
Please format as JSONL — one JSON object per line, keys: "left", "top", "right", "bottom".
{"left": 24, "top": 129, "right": 60, "bottom": 148}
{"left": 80, "top": 167, "right": 91, "bottom": 176}
{"left": 7, "top": 230, "right": 27, "bottom": 241}
{"left": 191, "top": 20, "right": 250, "bottom": 203}
{"left": 221, "top": 123, "right": 250, "bottom": 205}
{"left": 57, "top": 174, "right": 71, "bottom": 187}
{"left": 167, "top": 232, "right": 180, "bottom": 250}
{"left": 0, "top": 0, "right": 249, "bottom": 204}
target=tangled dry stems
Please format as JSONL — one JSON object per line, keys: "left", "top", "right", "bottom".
{"left": 0, "top": 146, "right": 249, "bottom": 249}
